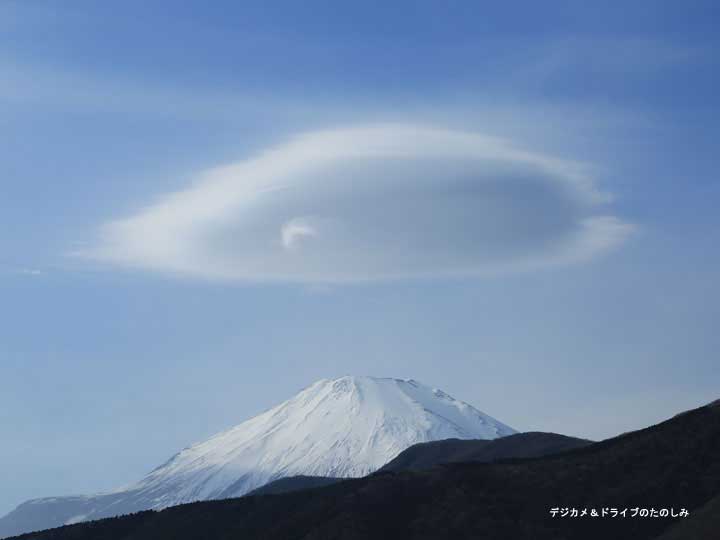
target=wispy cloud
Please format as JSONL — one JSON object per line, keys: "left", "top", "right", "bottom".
{"left": 1, "top": 33, "right": 700, "bottom": 119}
{"left": 76, "top": 125, "right": 634, "bottom": 283}
{"left": 0, "top": 263, "right": 44, "bottom": 277}
{"left": 0, "top": 60, "right": 267, "bottom": 118}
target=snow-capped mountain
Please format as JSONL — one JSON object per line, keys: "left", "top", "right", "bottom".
{"left": 0, "top": 376, "right": 515, "bottom": 538}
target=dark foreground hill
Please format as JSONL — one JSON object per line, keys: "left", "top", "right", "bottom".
{"left": 246, "top": 476, "right": 344, "bottom": 496}
{"left": 380, "top": 431, "right": 592, "bottom": 472}
{"left": 247, "top": 432, "right": 591, "bottom": 497}
{"left": 11, "top": 399, "right": 720, "bottom": 540}
{"left": 655, "top": 493, "right": 720, "bottom": 540}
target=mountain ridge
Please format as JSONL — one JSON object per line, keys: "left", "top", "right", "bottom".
{"left": 0, "top": 376, "right": 514, "bottom": 538}
{"left": 9, "top": 398, "right": 718, "bottom": 540}
{"left": 379, "top": 431, "right": 593, "bottom": 472}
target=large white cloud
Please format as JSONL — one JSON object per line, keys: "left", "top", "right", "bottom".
{"left": 80, "top": 125, "right": 634, "bottom": 282}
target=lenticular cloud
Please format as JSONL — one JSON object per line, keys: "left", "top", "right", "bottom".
{"left": 81, "top": 124, "right": 634, "bottom": 282}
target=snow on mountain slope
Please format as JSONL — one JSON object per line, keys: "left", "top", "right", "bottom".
{"left": 0, "top": 376, "right": 515, "bottom": 538}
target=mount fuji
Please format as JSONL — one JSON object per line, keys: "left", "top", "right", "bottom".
{"left": 0, "top": 376, "right": 515, "bottom": 538}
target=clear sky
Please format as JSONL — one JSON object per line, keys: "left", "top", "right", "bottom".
{"left": 2, "top": 0, "right": 719, "bottom": 516}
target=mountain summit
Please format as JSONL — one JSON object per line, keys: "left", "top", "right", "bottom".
{"left": 0, "top": 376, "right": 515, "bottom": 538}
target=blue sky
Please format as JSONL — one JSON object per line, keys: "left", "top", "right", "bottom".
{"left": 2, "top": 0, "right": 719, "bottom": 516}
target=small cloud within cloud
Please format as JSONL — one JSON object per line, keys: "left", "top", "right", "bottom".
{"left": 281, "top": 218, "right": 318, "bottom": 251}
{"left": 77, "top": 124, "right": 634, "bottom": 283}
